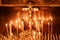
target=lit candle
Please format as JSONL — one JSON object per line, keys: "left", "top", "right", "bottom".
{"left": 38, "top": 32, "right": 41, "bottom": 40}
{"left": 53, "top": 34, "right": 55, "bottom": 40}
{"left": 35, "top": 21, "right": 39, "bottom": 31}
{"left": 19, "top": 25, "right": 21, "bottom": 29}
{"left": 16, "top": 20, "right": 18, "bottom": 37}
{"left": 42, "top": 17, "right": 44, "bottom": 21}
{"left": 33, "top": 11, "right": 37, "bottom": 21}
{"left": 56, "top": 34, "right": 58, "bottom": 40}
{"left": 21, "top": 21, "right": 24, "bottom": 31}
{"left": 26, "top": 15, "right": 28, "bottom": 21}
{"left": 48, "top": 33, "right": 49, "bottom": 40}
{"left": 34, "top": 17, "right": 36, "bottom": 21}
{"left": 41, "top": 20, "right": 43, "bottom": 40}
{"left": 9, "top": 23, "right": 12, "bottom": 37}
{"left": 33, "top": 8, "right": 38, "bottom": 11}
{"left": 50, "top": 17, "right": 53, "bottom": 40}
{"left": 6, "top": 23, "right": 8, "bottom": 28}
{"left": 29, "top": 20, "right": 32, "bottom": 30}
{"left": 48, "top": 22, "right": 50, "bottom": 40}
{"left": 18, "top": 18, "right": 20, "bottom": 22}
{"left": 5, "top": 23, "right": 8, "bottom": 35}
{"left": 35, "top": 21, "right": 37, "bottom": 29}
{"left": 33, "top": 31, "right": 36, "bottom": 39}
{"left": 39, "top": 32, "right": 41, "bottom": 35}
{"left": 10, "top": 21, "right": 12, "bottom": 24}
{"left": 10, "top": 21, "right": 12, "bottom": 36}
{"left": 45, "top": 33, "right": 47, "bottom": 40}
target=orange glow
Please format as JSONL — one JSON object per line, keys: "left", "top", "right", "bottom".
{"left": 22, "top": 8, "right": 25, "bottom": 11}
{"left": 17, "top": 18, "right": 20, "bottom": 22}
{"left": 19, "top": 25, "right": 21, "bottom": 28}
{"left": 39, "top": 32, "right": 41, "bottom": 35}
{"left": 21, "top": 21, "right": 24, "bottom": 24}
{"left": 28, "top": 20, "right": 32, "bottom": 30}
{"left": 33, "top": 8, "right": 38, "bottom": 11}
{"left": 49, "top": 16, "right": 53, "bottom": 21}
{"left": 46, "top": 18, "right": 49, "bottom": 21}
{"left": 41, "top": 20, "right": 43, "bottom": 23}
{"left": 21, "top": 21, "right": 24, "bottom": 27}
{"left": 35, "top": 21, "right": 38, "bottom": 28}
{"left": 26, "top": 16, "right": 28, "bottom": 21}
{"left": 35, "top": 21, "right": 38, "bottom": 25}
{"left": 16, "top": 20, "right": 18, "bottom": 23}
{"left": 29, "top": 14, "right": 31, "bottom": 18}
{"left": 34, "top": 17, "right": 37, "bottom": 21}
{"left": 6, "top": 23, "right": 8, "bottom": 27}
{"left": 10, "top": 20, "right": 12, "bottom": 24}
{"left": 33, "top": 31, "right": 36, "bottom": 35}
{"left": 51, "top": 18, "right": 53, "bottom": 21}
{"left": 48, "top": 22, "right": 50, "bottom": 25}
{"left": 38, "top": 17, "right": 41, "bottom": 20}
{"left": 9, "top": 23, "right": 11, "bottom": 26}
{"left": 17, "top": 12, "right": 20, "bottom": 17}
{"left": 29, "top": 10, "right": 31, "bottom": 13}
{"left": 42, "top": 17, "right": 44, "bottom": 21}
{"left": 29, "top": 21, "right": 31, "bottom": 25}
{"left": 22, "top": 8, "right": 28, "bottom": 11}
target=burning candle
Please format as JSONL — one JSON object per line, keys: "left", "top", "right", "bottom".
{"left": 33, "top": 31, "right": 36, "bottom": 39}
{"left": 21, "top": 21, "right": 24, "bottom": 31}
{"left": 5, "top": 23, "right": 8, "bottom": 35}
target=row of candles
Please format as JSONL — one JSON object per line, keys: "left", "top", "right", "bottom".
{"left": 5, "top": 7, "right": 53, "bottom": 40}
{"left": 45, "top": 33, "right": 60, "bottom": 40}
{"left": 5, "top": 3, "right": 53, "bottom": 40}
{"left": 0, "top": 32, "right": 60, "bottom": 40}
{"left": 5, "top": 16, "right": 53, "bottom": 40}
{"left": 5, "top": 20, "right": 41, "bottom": 40}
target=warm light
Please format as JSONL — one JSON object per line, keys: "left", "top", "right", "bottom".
{"left": 39, "top": 32, "right": 41, "bottom": 35}
{"left": 25, "top": 8, "right": 29, "bottom": 10}
{"left": 10, "top": 21, "right": 12, "bottom": 24}
{"left": 46, "top": 18, "right": 49, "bottom": 21}
{"left": 21, "top": 21, "right": 24, "bottom": 26}
{"left": 35, "top": 21, "right": 38, "bottom": 28}
{"left": 42, "top": 17, "right": 44, "bottom": 21}
{"left": 21, "top": 21, "right": 24, "bottom": 29}
{"left": 17, "top": 12, "right": 20, "bottom": 18}
{"left": 18, "top": 18, "right": 20, "bottom": 22}
{"left": 11, "top": 33, "right": 13, "bottom": 36}
{"left": 35, "top": 21, "right": 38, "bottom": 25}
{"left": 29, "top": 21, "right": 31, "bottom": 25}
{"left": 26, "top": 16, "right": 28, "bottom": 21}
{"left": 16, "top": 20, "right": 18, "bottom": 23}
{"left": 29, "top": 21, "right": 31, "bottom": 30}
{"left": 19, "top": 25, "right": 21, "bottom": 28}
{"left": 33, "top": 31, "right": 36, "bottom": 35}
{"left": 9, "top": 23, "right": 11, "bottom": 26}
{"left": 29, "top": 13, "right": 31, "bottom": 18}
{"left": 29, "top": 10, "right": 31, "bottom": 13}
{"left": 41, "top": 20, "right": 43, "bottom": 23}
{"left": 22, "top": 8, "right": 25, "bottom": 11}
{"left": 22, "top": 8, "right": 28, "bottom": 11}
{"left": 48, "top": 22, "right": 50, "bottom": 25}
{"left": 38, "top": 17, "right": 41, "bottom": 20}
{"left": 33, "top": 8, "right": 39, "bottom": 11}
{"left": 6, "top": 23, "right": 8, "bottom": 27}
{"left": 49, "top": 16, "right": 53, "bottom": 21}
{"left": 34, "top": 17, "right": 36, "bottom": 21}
{"left": 51, "top": 18, "right": 53, "bottom": 21}
{"left": 21, "top": 21, "right": 24, "bottom": 24}
{"left": 33, "top": 31, "right": 36, "bottom": 39}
